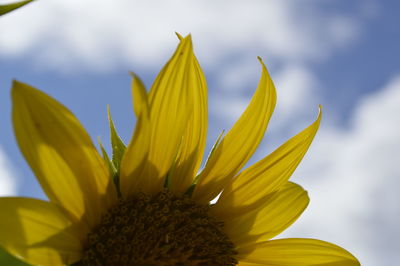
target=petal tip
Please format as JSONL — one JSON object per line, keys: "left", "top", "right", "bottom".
{"left": 129, "top": 72, "right": 146, "bottom": 89}
{"left": 11, "top": 80, "right": 33, "bottom": 102}
{"left": 257, "top": 56, "right": 267, "bottom": 68}
{"left": 175, "top": 32, "right": 184, "bottom": 40}
{"left": 316, "top": 105, "right": 323, "bottom": 122}
{"left": 128, "top": 71, "right": 136, "bottom": 78}
{"left": 180, "top": 34, "right": 193, "bottom": 47}
{"left": 11, "top": 79, "right": 26, "bottom": 93}
{"left": 257, "top": 56, "right": 271, "bottom": 76}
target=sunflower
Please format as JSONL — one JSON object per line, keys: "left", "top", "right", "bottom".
{"left": 0, "top": 34, "right": 360, "bottom": 266}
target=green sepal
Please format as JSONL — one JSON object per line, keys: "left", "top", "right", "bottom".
{"left": 204, "top": 130, "right": 225, "bottom": 168}
{"left": 186, "top": 130, "right": 225, "bottom": 197}
{"left": 0, "top": 0, "right": 34, "bottom": 16}
{"left": 98, "top": 137, "right": 121, "bottom": 197}
{"left": 98, "top": 137, "right": 117, "bottom": 177}
{"left": 184, "top": 183, "right": 196, "bottom": 197}
{"left": 107, "top": 106, "right": 126, "bottom": 172}
{"left": 193, "top": 130, "right": 225, "bottom": 184}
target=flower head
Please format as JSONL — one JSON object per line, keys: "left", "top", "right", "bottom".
{"left": 0, "top": 35, "right": 360, "bottom": 265}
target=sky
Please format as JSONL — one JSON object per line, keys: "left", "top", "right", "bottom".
{"left": 1, "top": 0, "right": 399, "bottom": 265}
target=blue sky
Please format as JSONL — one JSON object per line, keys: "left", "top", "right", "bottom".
{"left": 1, "top": 0, "right": 399, "bottom": 265}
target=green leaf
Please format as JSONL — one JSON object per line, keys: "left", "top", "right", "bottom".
{"left": 0, "top": 0, "right": 34, "bottom": 16}
{"left": 0, "top": 246, "right": 30, "bottom": 266}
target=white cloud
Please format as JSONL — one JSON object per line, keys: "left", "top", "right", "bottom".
{"left": 217, "top": 56, "right": 261, "bottom": 94}
{"left": 280, "top": 75, "right": 400, "bottom": 266}
{"left": 0, "top": 147, "right": 17, "bottom": 196}
{"left": 272, "top": 64, "right": 320, "bottom": 125}
{"left": 209, "top": 92, "right": 250, "bottom": 125}
{"left": 0, "top": 0, "right": 364, "bottom": 72}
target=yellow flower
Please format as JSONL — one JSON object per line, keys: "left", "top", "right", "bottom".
{"left": 0, "top": 35, "right": 360, "bottom": 266}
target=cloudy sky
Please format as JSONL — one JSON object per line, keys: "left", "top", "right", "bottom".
{"left": 1, "top": 0, "right": 399, "bottom": 265}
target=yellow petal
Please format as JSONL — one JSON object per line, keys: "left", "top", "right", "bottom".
{"left": 213, "top": 107, "right": 321, "bottom": 217}
{"left": 193, "top": 58, "right": 277, "bottom": 204}
{"left": 144, "top": 35, "right": 194, "bottom": 195}
{"left": 0, "top": 197, "right": 84, "bottom": 266}
{"left": 120, "top": 74, "right": 152, "bottom": 197}
{"left": 221, "top": 182, "right": 309, "bottom": 247}
{"left": 169, "top": 44, "right": 208, "bottom": 195}
{"left": 12, "top": 81, "right": 117, "bottom": 229}
{"left": 237, "top": 238, "right": 360, "bottom": 266}
{"left": 131, "top": 73, "right": 149, "bottom": 117}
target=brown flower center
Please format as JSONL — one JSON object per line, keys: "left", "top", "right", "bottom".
{"left": 74, "top": 189, "right": 237, "bottom": 266}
